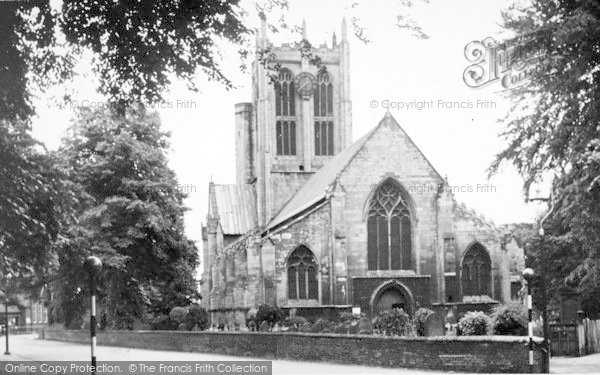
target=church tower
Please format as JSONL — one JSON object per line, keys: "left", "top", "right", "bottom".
{"left": 236, "top": 17, "right": 352, "bottom": 226}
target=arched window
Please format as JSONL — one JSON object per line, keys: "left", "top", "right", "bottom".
{"left": 287, "top": 246, "right": 318, "bottom": 300}
{"left": 367, "top": 179, "right": 412, "bottom": 270}
{"left": 275, "top": 68, "right": 296, "bottom": 155}
{"left": 461, "top": 243, "right": 491, "bottom": 296}
{"left": 314, "top": 72, "right": 334, "bottom": 156}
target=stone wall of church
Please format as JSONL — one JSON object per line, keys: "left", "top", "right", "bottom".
{"left": 265, "top": 204, "right": 333, "bottom": 307}
{"left": 269, "top": 171, "right": 315, "bottom": 220}
{"left": 331, "top": 118, "right": 446, "bottom": 304}
{"left": 453, "top": 212, "right": 511, "bottom": 302}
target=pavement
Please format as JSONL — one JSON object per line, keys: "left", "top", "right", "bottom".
{"left": 549, "top": 353, "right": 600, "bottom": 374}
{"left": 3, "top": 334, "right": 600, "bottom": 374}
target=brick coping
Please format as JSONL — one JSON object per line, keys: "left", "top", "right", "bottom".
{"left": 44, "top": 328, "right": 543, "bottom": 343}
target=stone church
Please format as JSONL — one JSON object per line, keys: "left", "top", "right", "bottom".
{"left": 202, "top": 19, "right": 525, "bottom": 327}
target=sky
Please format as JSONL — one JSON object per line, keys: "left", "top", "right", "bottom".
{"left": 30, "top": 0, "right": 547, "bottom": 255}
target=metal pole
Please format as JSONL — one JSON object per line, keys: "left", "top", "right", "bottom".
{"left": 4, "top": 303, "right": 9, "bottom": 355}
{"left": 84, "top": 256, "right": 102, "bottom": 375}
{"left": 541, "top": 270, "right": 550, "bottom": 373}
{"left": 527, "top": 291, "right": 534, "bottom": 373}
{"left": 523, "top": 267, "right": 535, "bottom": 373}
{"left": 91, "top": 279, "right": 96, "bottom": 375}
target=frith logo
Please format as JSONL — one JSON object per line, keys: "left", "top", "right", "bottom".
{"left": 463, "top": 37, "right": 545, "bottom": 90}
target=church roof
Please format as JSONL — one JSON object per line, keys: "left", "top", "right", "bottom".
{"left": 208, "top": 183, "right": 257, "bottom": 235}
{"left": 266, "top": 113, "right": 408, "bottom": 232}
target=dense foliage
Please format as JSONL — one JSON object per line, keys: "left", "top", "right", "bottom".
{"left": 0, "top": 0, "right": 252, "bottom": 122}
{"left": 494, "top": 0, "right": 600, "bottom": 317}
{"left": 491, "top": 301, "right": 527, "bottom": 335}
{"left": 255, "top": 304, "right": 285, "bottom": 327}
{"left": 414, "top": 307, "right": 434, "bottom": 336}
{"left": 0, "top": 120, "right": 67, "bottom": 284}
{"left": 372, "top": 308, "right": 415, "bottom": 337}
{"left": 50, "top": 105, "right": 199, "bottom": 329}
{"left": 458, "top": 311, "right": 492, "bottom": 336}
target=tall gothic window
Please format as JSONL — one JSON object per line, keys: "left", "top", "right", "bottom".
{"left": 367, "top": 179, "right": 412, "bottom": 270}
{"left": 275, "top": 68, "right": 296, "bottom": 155}
{"left": 314, "top": 72, "right": 334, "bottom": 156}
{"left": 287, "top": 245, "right": 318, "bottom": 300}
{"left": 461, "top": 243, "right": 491, "bottom": 296}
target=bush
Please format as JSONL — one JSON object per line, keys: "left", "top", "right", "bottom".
{"left": 150, "top": 314, "right": 178, "bottom": 330}
{"left": 246, "top": 308, "right": 258, "bottom": 330}
{"left": 256, "top": 304, "right": 285, "bottom": 327}
{"left": 184, "top": 304, "right": 209, "bottom": 331}
{"left": 310, "top": 318, "right": 331, "bottom": 333}
{"left": 372, "top": 308, "right": 415, "bottom": 336}
{"left": 414, "top": 307, "right": 434, "bottom": 336}
{"left": 491, "top": 301, "right": 527, "bottom": 335}
{"left": 458, "top": 311, "right": 492, "bottom": 336}
{"left": 288, "top": 315, "right": 308, "bottom": 328}
{"left": 168, "top": 306, "right": 188, "bottom": 323}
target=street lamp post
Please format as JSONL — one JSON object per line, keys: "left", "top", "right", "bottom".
{"left": 83, "top": 256, "right": 102, "bottom": 374}
{"left": 523, "top": 267, "right": 535, "bottom": 373}
{"left": 0, "top": 290, "right": 9, "bottom": 356}
{"left": 528, "top": 188, "right": 555, "bottom": 374}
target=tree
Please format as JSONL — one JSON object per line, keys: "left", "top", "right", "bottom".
{"left": 0, "top": 120, "right": 69, "bottom": 287}
{"left": 52, "top": 105, "right": 199, "bottom": 329}
{"left": 0, "top": 0, "right": 251, "bottom": 122}
{"left": 493, "top": 1, "right": 600, "bottom": 316}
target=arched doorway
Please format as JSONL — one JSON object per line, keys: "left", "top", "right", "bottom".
{"left": 370, "top": 281, "right": 414, "bottom": 316}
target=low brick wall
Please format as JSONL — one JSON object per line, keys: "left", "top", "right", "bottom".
{"left": 42, "top": 329, "right": 544, "bottom": 373}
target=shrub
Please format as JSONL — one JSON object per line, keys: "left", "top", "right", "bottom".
{"left": 246, "top": 308, "right": 259, "bottom": 330}
{"left": 256, "top": 304, "right": 285, "bottom": 327}
{"left": 372, "top": 308, "right": 415, "bottom": 336}
{"left": 310, "top": 318, "right": 331, "bottom": 333}
{"left": 184, "top": 304, "right": 209, "bottom": 331}
{"left": 288, "top": 315, "right": 308, "bottom": 328}
{"left": 168, "top": 306, "right": 188, "bottom": 323}
{"left": 150, "top": 314, "right": 178, "bottom": 330}
{"left": 458, "top": 311, "right": 492, "bottom": 336}
{"left": 491, "top": 301, "right": 527, "bottom": 335}
{"left": 300, "top": 322, "right": 312, "bottom": 332}
{"left": 414, "top": 307, "right": 434, "bottom": 336}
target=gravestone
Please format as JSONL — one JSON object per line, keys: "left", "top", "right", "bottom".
{"left": 424, "top": 311, "right": 445, "bottom": 336}
{"left": 358, "top": 317, "right": 372, "bottom": 334}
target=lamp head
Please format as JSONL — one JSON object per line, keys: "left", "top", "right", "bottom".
{"left": 522, "top": 267, "right": 535, "bottom": 282}
{"left": 83, "top": 256, "right": 103, "bottom": 275}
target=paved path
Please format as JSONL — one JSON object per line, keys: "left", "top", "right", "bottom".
{"left": 5, "top": 334, "right": 431, "bottom": 375}
{"left": 550, "top": 352, "right": 600, "bottom": 374}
